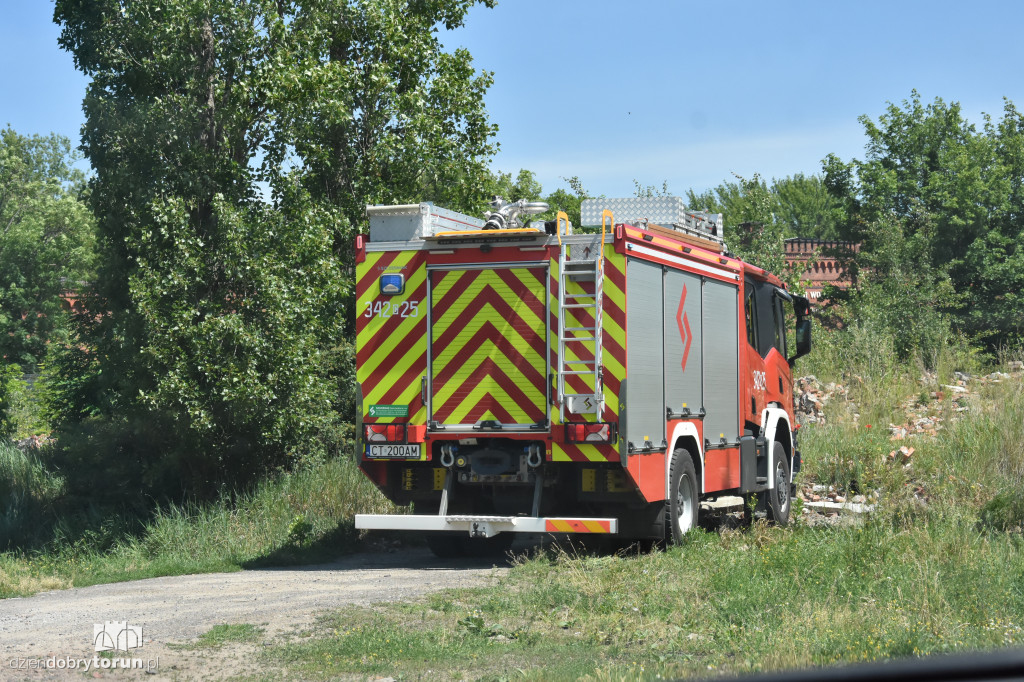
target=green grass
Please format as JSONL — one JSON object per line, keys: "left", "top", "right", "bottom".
{"left": 800, "top": 364, "right": 1024, "bottom": 519}
{"left": 1, "top": 442, "right": 65, "bottom": 545}
{"left": 0, "top": 454, "right": 396, "bottom": 598}
{"left": 252, "top": 344, "right": 1024, "bottom": 680}
{"left": 193, "top": 623, "right": 266, "bottom": 648}
{"left": 4, "top": 327, "right": 1024, "bottom": 678}
{"left": 259, "top": 516, "right": 1024, "bottom": 680}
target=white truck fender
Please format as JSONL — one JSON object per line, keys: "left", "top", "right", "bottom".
{"left": 759, "top": 406, "right": 792, "bottom": 488}
{"left": 667, "top": 422, "right": 704, "bottom": 497}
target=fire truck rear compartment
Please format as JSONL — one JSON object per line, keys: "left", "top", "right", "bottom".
{"left": 390, "top": 439, "right": 644, "bottom": 516}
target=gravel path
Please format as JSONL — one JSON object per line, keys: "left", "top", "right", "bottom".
{"left": 0, "top": 548, "right": 509, "bottom": 680}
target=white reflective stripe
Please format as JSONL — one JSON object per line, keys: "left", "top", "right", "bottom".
{"left": 667, "top": 421, "right": 704, "bottom": 496}
{"left": 625, "top": 242, "right": 740, "bottom": 280}
{"left": 354, "top": 514, "right": 618, "bottom": 535}
{"left": 425, "top": 261, "right": 548, "bottom": 272}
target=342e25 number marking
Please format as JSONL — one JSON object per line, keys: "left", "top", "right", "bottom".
{"left": 364, "top": 300, "right": 420, "bottom": 319}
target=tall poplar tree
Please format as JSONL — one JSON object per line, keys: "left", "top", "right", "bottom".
{"left": 53, "top": 0, "right": 496, "bottom": 493}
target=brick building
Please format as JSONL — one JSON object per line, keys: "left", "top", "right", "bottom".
{"left": 784, "top": 239, "right": 859, "bottom": 303}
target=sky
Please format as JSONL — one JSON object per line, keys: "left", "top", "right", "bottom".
{"left": 3, "top": 1, "right": 1023, "bottom": 199}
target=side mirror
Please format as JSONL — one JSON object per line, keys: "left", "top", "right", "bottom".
{"left": 795, "top": 318, "right": 811, "bottom": 357}
{"left": 788, "top": 296, "right": 812, "bottom": 365}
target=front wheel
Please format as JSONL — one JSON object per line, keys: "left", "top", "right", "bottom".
{"left": 667, "top": 449, "right": 699, "bottom": 544}
{"left": 766, "top": 441, "right": 791, "bottom": 526}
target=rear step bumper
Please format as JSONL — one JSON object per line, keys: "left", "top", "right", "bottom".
{"left": 355, "top": 514, "right": 618, "bottom": 538}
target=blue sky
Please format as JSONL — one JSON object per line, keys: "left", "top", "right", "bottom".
{"left": 3, "top": 1, "right": 1022, "bottom": 199}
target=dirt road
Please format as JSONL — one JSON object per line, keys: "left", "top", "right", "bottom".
{"left": 0, "top": 548, "right": 508, "bottom": 680}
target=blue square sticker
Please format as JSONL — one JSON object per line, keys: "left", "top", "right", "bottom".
{"left": 379, "top": 274, "right": 405, "bottom": 295}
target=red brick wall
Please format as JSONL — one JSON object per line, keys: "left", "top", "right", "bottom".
{"left": 784, "top": 239, "right": 859, "bottom": 303}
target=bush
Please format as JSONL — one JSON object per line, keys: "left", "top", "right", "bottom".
{"left": 980, "top": 491, "right": 1024, "bottom": 533}
{"left": 0, "top": 364, "right": 22, "bottom": 438}
{"left": 46, "top": 415, "right": 189, "bottom": 507}
{"left": 0, "top": 442, "right": 65, "bottom": 548}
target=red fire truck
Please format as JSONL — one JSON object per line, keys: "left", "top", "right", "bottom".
{"left": 354, "top": 197, "right": 811, "bottom": 556}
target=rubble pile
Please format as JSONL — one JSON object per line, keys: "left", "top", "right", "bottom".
{"left": 888, "top": 366, "right": 1024, "bottom": 440}
{"left": 797, "top": 365, "right": 1024, "bottom": 440}
{"left": 15, "top": 434, "right": 50, "bottom": 452}
{"left": 794, "top": 375, "right": 849, "bottom": 426}
{"left": 798, "top": 481, "right": 875, "bottom": 507}
{"left": 887, "top": 373, "right": 960, "bottom": 440}
{"left": 794, "top": 363, "right": 1024, "bottom": 522}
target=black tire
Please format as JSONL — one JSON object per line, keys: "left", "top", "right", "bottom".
{"left": 415, "top": 500, "right": 466, "bottom": 559}
{"left": 667, "top": 449, "right": 699, "bottom": 544}
{"left": 425, "top": 533, "right": 466, "bottom": 559}
{"left": 425, "top": 532, "right": 513, "bottom": 559}
{"left": 414, "top": 495, "right": 513, "bottom": 559}
{"left": 464, "top": 533, "right": 514, "bottom": 558}
{"left": 766, "top": 441, "right": 791, "bottom": 526}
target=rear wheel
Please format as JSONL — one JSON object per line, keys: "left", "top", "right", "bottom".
{"left": 415, "top": 501, "right": 515, "bottom": 558}
{"left": 766, "top": 441, "right": 791, "bottom": 526}
{"left": 667, "top": 449, "right": 699, "bottom": 544}
{"left": 415, "top": 500, "right": 466, "bottom": 559}
{"left": 425, "top": 532, "right": 513, "bottom": 559}
{"left": 425, "top": 533, "right": 466, "bottom": 559}
{"left": 464, "top": 533, "right": 514, "bottom": 558}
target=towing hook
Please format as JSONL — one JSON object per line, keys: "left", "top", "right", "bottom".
{"left": 526, "top": 444, "right": 543, "bottom": 469}
{"left": 439, "top": 444, "right": 456, "bottom": 468}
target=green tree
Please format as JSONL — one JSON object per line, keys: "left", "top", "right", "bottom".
{"left": 823, "top": 92, "right": 1024, "bottom": 346}
{"left": 688, "top": 173, "right": 791, "bottom": 280}
{"left": 0, "top": 128, "right": 95, "bottom": 367}
{"left": 844, "top": 213, "right": 956, "bottom": 361}
{"left": 687, "top": 172, "right": 841, "bottom": 241}
{"left": 772, "top": 173, "right": 843, "bottom": 240}
{"left": 53, "top": 0, "right": 498, "bottom": 495}
{"left": 486, "top": 169, "right": 544, "bottom": 207}
{"left": 634, "top": 180, "right": 672, "bottom": 198}
{"left": 282, "top": 0, "right": 497, "bottom": 307}
{"left": 0, "top": 364, "right": 22, "bottom": 438}
{"left": 543, "top": 175, "right": 590, "bottom": 229}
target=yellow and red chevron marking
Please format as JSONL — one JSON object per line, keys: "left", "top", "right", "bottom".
{"left": 356, "top": 249, "right": 428, "bottom": 426}
{"left": 431, "top": 266, "right": 547, "bottom": 425}
{"left": 550, "top": 251, "right": 627, "bottom": 462}
{"left": 544, "top": 519, "right": 613, "bottom": 533}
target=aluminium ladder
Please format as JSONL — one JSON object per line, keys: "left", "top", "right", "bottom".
{"left": 555, "top": 210, "right": 611, "bottom": 421}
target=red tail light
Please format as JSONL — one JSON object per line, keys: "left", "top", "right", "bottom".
{"left": 355, "top": 234, "right": 367, "bottom": 264}
{"left": 565, "top": 422, "right": 616, "bottom": 444}
{"left": 365, "top": 423, "right": 407, "bottom": 443}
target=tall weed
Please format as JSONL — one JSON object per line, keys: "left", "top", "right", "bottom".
{"left": 0, "top": 454, "right": 394, "bottom": 596}
{"left": 0, "top": 442, "right": 64, "bottom": 548}
{"left": 931, "top": 379, "right": 1024, "bottom": 525}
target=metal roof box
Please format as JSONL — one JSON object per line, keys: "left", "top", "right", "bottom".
{"left": 580, "top": 196, "right": 724, "bottom": 244}
{"left": 366, "top": 203, "right": 485, "bottom": 242}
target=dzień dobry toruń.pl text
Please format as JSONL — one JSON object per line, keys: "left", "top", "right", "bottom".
{"left": 8, "top": 655, "right": 158, "bottom": 673}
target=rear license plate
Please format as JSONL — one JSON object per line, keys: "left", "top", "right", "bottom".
{"left": 365, "top": 444, "right": 422, "bottom": 459}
